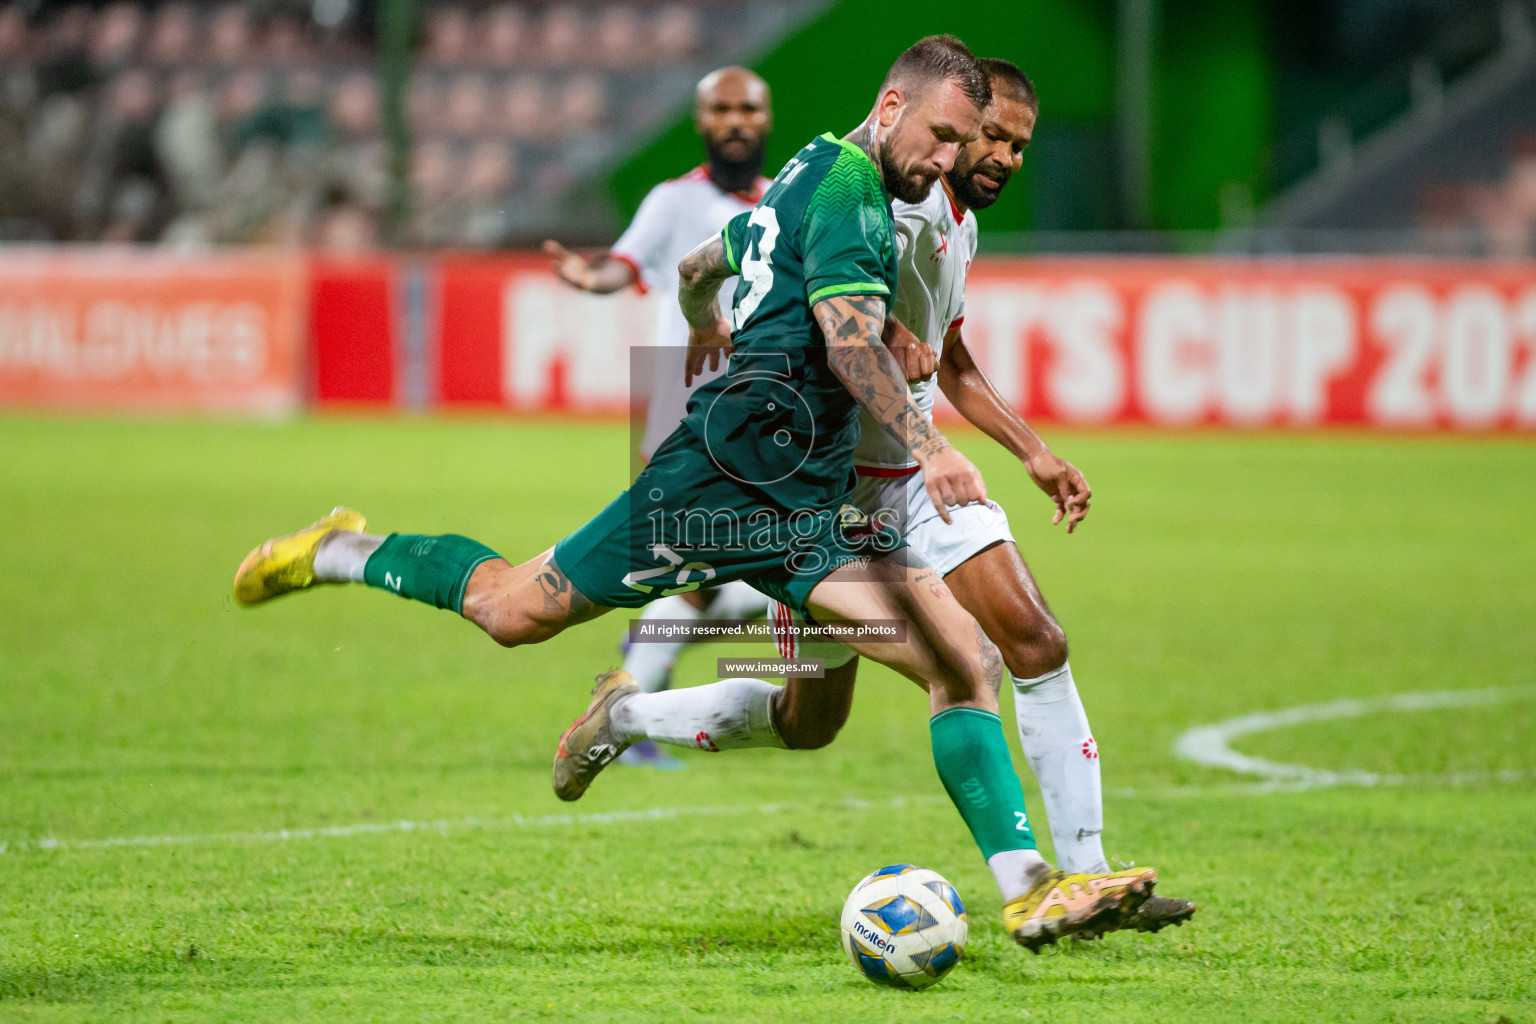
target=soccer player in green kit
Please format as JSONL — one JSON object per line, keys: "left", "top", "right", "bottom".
{"left": 232, "top": 36, "right": 1155, "bottom": 950}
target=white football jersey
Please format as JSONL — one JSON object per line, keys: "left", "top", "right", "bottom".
{"left": 852, "top": 183, "right": 977, "bottom": 469}
{"left": 610, "top": 166, "right": 771, "bottom": 459}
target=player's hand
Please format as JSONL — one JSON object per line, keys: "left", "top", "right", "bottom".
{"left": 1024, "top": 450, "right": 1091, "bottom": 533}
{"left": 685, "top": 316, "right": 734, "bottom": 386}
{"left": 542, "top": 240, "right": 597, "bottom": 291}
{"left": 881, "top": 316, "right": 937, "bottom": 383}
{"left": 916, "top": 442, "right": 986, "bottom": 525}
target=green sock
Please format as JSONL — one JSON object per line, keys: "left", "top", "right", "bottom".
{"left": 930, "top": 706, "right": 1038, "bottom": 860}
{"left": 362, "top": 534, "right": 501, "bottom": 614}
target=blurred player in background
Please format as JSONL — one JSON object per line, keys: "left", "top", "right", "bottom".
{"left": 541, "top": 67, "right": 776, "bottom": 766}
{"left": 577, "top": 57, "right": 1194, "bottom": 939}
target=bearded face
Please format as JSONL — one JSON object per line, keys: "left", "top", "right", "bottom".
{"left": 945, "top": 143, "right": 1012, "bottom": 210}
{"left": 878, "top": 130, "right": 943, "bottom": 204}
{"left": 944, "top": 95, "right": 1036, "bottom": 211}
{"left": 705, "top": 131, "right": 766, "bottom": 193}
{"left": 872, "top": 80, "right": 982, "bottom": 205}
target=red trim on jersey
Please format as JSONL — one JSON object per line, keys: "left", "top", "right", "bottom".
{"left": 737, "top": 176, "right": 773, "bottom": 204}
{"left": 609, "top": 252, "right": 647, "bottom": 295}
{"left": 854, "top": 464, "right": 921, "bottom": 478}
{"left": 946, "top": 193, "right": 965, "bottom": 225}
{"left": 774, "top": 601, "right": 795, "bottom": 659}
{"left": 672, "top": 164, "right": 771, "bottom": 204}
{"left": 939, "top": 176, "right": 965, "bottom": 225}
{"left": 948, "top": 315, "right": 965, "bottom": 332}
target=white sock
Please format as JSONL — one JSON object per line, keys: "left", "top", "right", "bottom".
{"left": 986, "top": 848, "right": 1050, "bottom": 903}
{"left": 610, "top": 677, "right": 786, "bottom": 751}
{"left": 1012, "top": 663, "right": 1109, "bottom": 874}
{"left": 706, "top": 580, "right": 768, "bottom": 621}
{"left": 622, "top": 595, "right": 702, "bottom": 693}
{"left": 313, "top": 531, "right": 384, "bottom": 583}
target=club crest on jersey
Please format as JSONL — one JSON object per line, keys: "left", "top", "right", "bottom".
{"left": 930, "top": 234, "right": 949, "bottom": 263}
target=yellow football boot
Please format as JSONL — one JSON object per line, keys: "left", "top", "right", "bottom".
{"left": 1003, "top": 866, "right": 1157, "bottom": 952}
{"left": 232, "top": 506, "right": 367, "bottom": 605}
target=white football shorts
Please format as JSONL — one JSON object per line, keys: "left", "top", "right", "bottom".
{"left": 851, "top": 465, "right": 1015, "bottom": 577}
{"left": 769, "top": 465, "right": 1015, "bottom": 662}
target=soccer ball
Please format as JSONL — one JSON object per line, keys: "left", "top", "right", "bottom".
{"left": 839, "top": 864, "right": 968, "bottom": 989}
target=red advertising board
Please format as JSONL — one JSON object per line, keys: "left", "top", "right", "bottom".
{"left": 435, "top": 254, "right": 655, "bottom": 413}
{"left": 434, "top": 255, "right": 1536, "bottom": 430}
{"left": 0, "top": 250, "right": 306, "bottom": 414}
{"left": 310, "top": 257, "right": 396, "bottom": 405}
{"left": 2, "top": 250, "right": 1530, "bottom": 429}
{"left": 958, "top": 259, "right": 1536, "bottom": 429}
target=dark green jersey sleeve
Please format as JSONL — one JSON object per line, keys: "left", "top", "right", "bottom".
{"left": 722, "top": 211, "right": 750, "bottom": 275}
{"left": 800, "top": 142, "right": 894, "bottom": 308}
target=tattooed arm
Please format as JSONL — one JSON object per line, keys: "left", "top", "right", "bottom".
{"left": 814, "top": 294, "right": 986, "bottom": 524}
{"left": 677, "top": 234, "right": 736, "bottom": 385}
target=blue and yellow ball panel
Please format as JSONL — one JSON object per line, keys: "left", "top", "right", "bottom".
{"left": 922, "top": 879, "right": 966, "bottom": 919}
{"left": 910, "top": 941, "right": 962, "bottom": 978}
{"left": 848, "top": 935, "right": 904, "bottom": 988}
{"left": 857, "top": 863, "right": 919, "bottom": 889}
{"left": 871, "top": 864, "right": 919, "bottom": 878}
{"left": 861, "top": 895, "right": 939, "bottom": 935}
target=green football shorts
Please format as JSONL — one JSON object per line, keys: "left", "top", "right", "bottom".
{"left": 553, "top": 428, "right": 904, "bottom": 618}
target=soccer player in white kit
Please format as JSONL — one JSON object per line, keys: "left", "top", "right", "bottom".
{"left": 541, "top": 67, "right": 775, "bottom": 763}
{"left": 567, "top": 59, "right": 1194, "bottom": 936}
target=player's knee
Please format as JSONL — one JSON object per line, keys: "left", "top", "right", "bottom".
{"left": 931, "top": 635, "right": 1005, "bottom": 710}
{"left": 485, "top": 617, "right": 533, "bottom": 648}
{"left": 779, "top": 716, "right": 842, "bottom": 750}
{"left": 997, "top": 614, "right": 1068, "bottom": 680}
{"left": 476, "top": 608, "right": 551, "bottom": 648}
{"left": 771, "top": 688, "right": 847, "bottom": 750}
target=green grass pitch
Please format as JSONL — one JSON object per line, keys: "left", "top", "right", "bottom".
{"left": 1, "top": 415, "right": 1533, "bottom": 1023}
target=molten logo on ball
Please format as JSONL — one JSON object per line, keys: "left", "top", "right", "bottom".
{"left": 838, "top": 864, "right": 968, "bottom": 989}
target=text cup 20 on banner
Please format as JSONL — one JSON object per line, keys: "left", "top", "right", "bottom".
{"left": 955, "top": 259, "right": 1536, "bottom": 429}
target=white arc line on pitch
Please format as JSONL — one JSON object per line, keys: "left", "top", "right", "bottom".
{"left": 0, "top": 795, "right": 948, "bottom": 857}
{"left": 1173, "top": 685, "right": 1536, "bottom": 793}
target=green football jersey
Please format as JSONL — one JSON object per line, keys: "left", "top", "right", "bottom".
{"left": 680, "top": 133, "right": 898, "bottom": 514}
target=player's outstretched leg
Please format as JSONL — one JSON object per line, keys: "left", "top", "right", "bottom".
{"left": 803, "top": 549, "right": 1156, "bottom": 951}
{"left": 615, "top": 581, "right": 770, "bottom": 769}
{"left": 945, "top": 541, "right": 1195, "bottom": 937}
{"left": 233, "top": 508, "right": 611, "bottom": 648}
{"left": 620, "top": 583, "right": 771, "bottom": 695}
{"left": 232, "top": 506, "right": 369, "bottom": 604}
{"left": 552, "top": 660, "right": 860, "bottom": 801}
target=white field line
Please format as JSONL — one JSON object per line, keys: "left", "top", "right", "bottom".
{"left": 1173, "top": 685, "right": 1536, "bottom": 793}
{"left": 9, "top": 689, "right": 1534, "bottom": 857}
{"left": 0, "top": 795, "right": 948, "bottom": 857}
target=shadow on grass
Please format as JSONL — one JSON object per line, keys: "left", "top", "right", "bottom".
{"left": 0, "top": 916, "right": 1210, "bottom": 1007}
{"left": 0, "top": 952, "right": 324, "bottom": 1005}
{"left": 317, "top": 907, "right": 837, "bottom": 960}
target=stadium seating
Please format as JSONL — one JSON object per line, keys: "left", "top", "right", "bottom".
{"left": 0, "top": 0, "right": 814, "bottom": 248}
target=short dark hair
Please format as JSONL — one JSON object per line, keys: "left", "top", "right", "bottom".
{"left": 979, "top": 57, "right": 1038, "bottom": 111}
{"left": 881, "top": 35, "right": 991, "bottom": 110}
